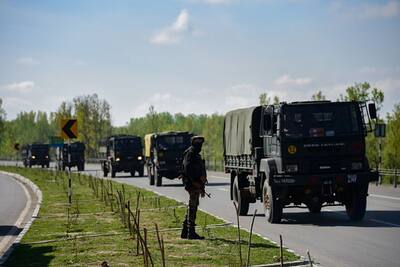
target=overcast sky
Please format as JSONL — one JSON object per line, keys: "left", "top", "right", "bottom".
{"left": 0, "top": 0, "right": 399, "bottom": 126}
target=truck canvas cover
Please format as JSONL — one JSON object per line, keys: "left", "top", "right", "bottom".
{"left": 224, "top": 106, "right": 262, "bottom": 156}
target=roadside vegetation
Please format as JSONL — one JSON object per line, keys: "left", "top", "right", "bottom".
{"left": 0, "top": 166, "right": 298, "bottom": 266}
{"left": 0, "top": 82, "right": 399, "bottom": 181}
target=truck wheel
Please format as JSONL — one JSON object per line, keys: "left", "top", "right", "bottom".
{"left": 307, "top": 204, "right": 322, "bottom": 214}
{"left": 148, "top": 167, "right": 155, "bottom": 185}
{"left": 111, "top": 166, "right": 116, "bottom": 178}
{"left": 155, "top": 168, "right": 162, "bottom": 187}
{"left": 46, "top": 163, "right": 50, "bottom": 168}
{"left": 103, "top": 170, "right": 108, "bottom": 177}
{"left": 262, "top": 181, "right": 282, "bottom": 223}
{"left": 346, "top": 189, "right": 367, "bottom": 221}
{"left": 130, "top": 171, "right": 136, "bottom": 177}
{"left": 138, "top": 167, "right": 144, "bottom": 177}
{"left": 232, "top": 176, "right": 249, "bottom": 216}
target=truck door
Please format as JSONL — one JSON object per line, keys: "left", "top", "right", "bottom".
{"left": 261, "top": 106, "right": 280, "bottom": 157}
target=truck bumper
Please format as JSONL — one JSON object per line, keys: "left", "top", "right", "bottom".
{"left": 271, "top": 170, "right": 379, "bottom": 187}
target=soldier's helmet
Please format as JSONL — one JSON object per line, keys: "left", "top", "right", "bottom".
{"left": 191, "top": 136, "right": 205, "bottom": 145}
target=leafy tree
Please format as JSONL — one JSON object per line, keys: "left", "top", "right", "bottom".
{"left": 383, "top": 104, "right": 400, "bottom": 169}
{"left": 311, "top": 91, "right": 326, "bottom": 101}
{"left": 259, "top": 93, "right": 270, "bottom": 105}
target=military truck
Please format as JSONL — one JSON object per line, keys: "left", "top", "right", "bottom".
{"left": 224, "top": 101, "right": 378, "bottom": 223}
{"left": 56, "top": 141, "right": 85, "bottom": 171}
{"left": 101, "top": 135, "right": 145, "bottom": 178}
{"left": 145, "top": 131, "right": 192, "bottom": 186}
{"left": 22, "top": 143, "right": 50, "bottom": 168}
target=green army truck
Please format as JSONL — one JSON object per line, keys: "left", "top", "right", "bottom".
{"left": 101, "top": 135, "right": 145, "bottom": 178}
{"left": 224, "top": 101, "right": 378, "bottom": 223}
{"left": 56, "top": 141, "right": 85, "bottom": 171}
{"left": 22, "top": 143, "right": 50, "bottom": 168}
{"left": 145, "top": 131, "right": 192, "bottom": 186}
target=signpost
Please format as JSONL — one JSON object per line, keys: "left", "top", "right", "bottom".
{"left": 61, "top": 119, "right": 78, "bottom": 205}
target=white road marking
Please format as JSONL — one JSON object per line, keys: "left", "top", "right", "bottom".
{"left": 370, "top": 194, "right": 400, "bottom": 201}
{"left": 0, "top": 176, "right": 32, "bottom": 255}
{"left": 217, "top": 188, "right": 229, "bottom": 192}
{"left": 369, "top": 219, "right": 400, "bottom": 227}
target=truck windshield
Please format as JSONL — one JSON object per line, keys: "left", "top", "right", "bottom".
{"left": 157, "top": 135, "right": 190, "bottom": 150}
{"left": 283, "top": 104, "right": 361, "bottom": 138}
{"left": 115, "top": 138, "right": 141, "bottom": 151}
{"left": 31, "top": 145, "right": 49, "bottom": 153}
{"left": 70, "top": 143, "right": 84, "bottom": 151}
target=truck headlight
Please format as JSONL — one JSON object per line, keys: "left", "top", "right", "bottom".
{"left": 285, "top": 164, "right": 298, "bottom": 173}
{"left": 45, "top": 155, "right": 49, "bottom": 159}
{"left": 138, "top": 156, "right": 143, "bottom": 160}
{"left": 31, "top": 155, "right": 36, "bottom": 159}
{"left": 351, "top": 162, "right": 363, "bottom": 170}
{"left": 116, "top": 157, "right": 120, "bottom": 162}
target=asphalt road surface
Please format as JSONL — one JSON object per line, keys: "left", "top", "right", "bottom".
{"left": 0, "top": 172, "right": 36, "bottom": 259}
{"left": 81, "top": 163, "right": 400, "bottom": 267}
{"left": 1, "top": 161, "right": 400, "bottom": 266}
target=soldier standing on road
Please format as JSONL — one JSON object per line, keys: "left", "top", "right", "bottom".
{"left": 181, "top": 136, "right": 207, "bottom": 240}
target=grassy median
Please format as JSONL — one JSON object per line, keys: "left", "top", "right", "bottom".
{"left": 0, "top": 166, "right": 298, "bottom": 266}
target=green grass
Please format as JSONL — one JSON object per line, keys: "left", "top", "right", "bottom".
{"left": 0, "top": 166, "right": 299, "bottom": 266}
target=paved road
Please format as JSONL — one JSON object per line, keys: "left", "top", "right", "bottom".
{"left": 0, "top": 172, "right": 35, "bottom": 258}
{"left": 2, "top": 161, "right": 400, "bottom": 266}
{"left": 81, "top": 163, "right": 400, "bottom": 267}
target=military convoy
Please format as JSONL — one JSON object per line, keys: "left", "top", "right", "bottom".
{"left": 145, "top": 131, "right": 192, "bottom": 186}
{"left": 22, "top": 143, "right": 50, "bottom": 168}
{"left": 100, "top": 135, "right": 145, "bottom": 178}
{"left": 224, "top": 101, "right": 378, "bottom": 223}
{"left": 56, "top": 141, "right": 85, "bottom": 171}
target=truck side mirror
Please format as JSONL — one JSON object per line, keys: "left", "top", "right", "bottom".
{"left": 368, "top": 103, "right": 377, "bottom": 119}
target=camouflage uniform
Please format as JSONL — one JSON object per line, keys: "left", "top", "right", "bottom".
{"left": 181, "top": 136, "right": 207, "bottom": 240}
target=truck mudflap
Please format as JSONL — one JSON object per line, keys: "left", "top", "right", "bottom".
{"left": 270, "top": 170, "right": 379, "bottom": 186}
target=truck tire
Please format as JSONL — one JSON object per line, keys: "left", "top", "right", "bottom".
{"left": 155, "top": 168, "right": 162, "bottom": 187}
{"left": 103, "top": 170, "right": 108, "bottom": 177}
{"left": 148, "top": 167, "right": 155, "bottom": 185}
{"left": 262, "top": 181, "right": 282, "bottom": 223}
{"left": 138, "top": 167, "right": 144, "bottom": 177}
{"left": 346, "top": 188, "right": 367, "bottom": 221}
{"left": 111, "top": 166, "right": 116, "bottom": 178}
{"left": 232, "top": 176, "right": 249, "bottom": 216}
{"left": 307, "top": 204, "right": 322, "bottom": 214}
{"left": 130, "top": 171, "right": 136, "bottom": 177}
{"left": 46, "top": 163, "right": 50, "bottom": 168}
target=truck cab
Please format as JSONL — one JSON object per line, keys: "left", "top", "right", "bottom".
{"left": 101, "top": 135, "right": 145, "bottom": 178}
{"left": 145, "top": 131, "right": 192, "bottom": 186}
{"left": 225, "top": 101, "right": 378, "bottom": 223}
{"left": 22, "top": 143, "right": 50, "bottom": 168}
{"left": 56, "top": 141, "right": 85, "bottom": 171}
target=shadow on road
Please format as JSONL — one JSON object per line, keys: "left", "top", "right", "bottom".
{"left": 280, "top": 210, "right": 400, "bottom": 227}
{"left": 4, "top": 244, "right": 54, "bottom": 266}
{"left": 207, "top": 237, "right": 276, "bottom": 249}
{"left": 0, "top": 226, "right": 22, "bottom": 237}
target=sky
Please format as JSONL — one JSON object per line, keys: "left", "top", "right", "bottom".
{"left": 0, "top": 0, "right": 399, "bottom": 126}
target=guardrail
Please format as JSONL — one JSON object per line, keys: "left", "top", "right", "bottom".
{"left": 378, "top": 168, "right": 399, "bottom": 188}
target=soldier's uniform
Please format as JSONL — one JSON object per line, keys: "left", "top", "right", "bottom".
{"left": 181, "top": 136, "right": 207, "bottom": 240}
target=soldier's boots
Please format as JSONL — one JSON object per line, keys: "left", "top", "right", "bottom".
{"left": 187, "top": 227, "right": 204, "bottom": 240}
{"left": 180, "top": 219, "right": 188, "bottom": 239}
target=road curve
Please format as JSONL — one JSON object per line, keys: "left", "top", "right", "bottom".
{"left": 82, "top": 164, "right": 400, "bottom": 267}
{"left": 0, "top": 173, "right": 35, "bottom": 259}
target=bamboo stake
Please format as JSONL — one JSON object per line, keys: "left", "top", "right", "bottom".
{"left": 246, "top": 209, "right": 257, "bottom": 267}
{"left": 233, "top": 202, "right": 243, "bottom": 266}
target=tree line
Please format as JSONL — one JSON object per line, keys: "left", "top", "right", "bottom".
{"left": 0, "top": 82, "right": 399, "bottom": 171}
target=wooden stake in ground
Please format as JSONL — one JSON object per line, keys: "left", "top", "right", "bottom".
{"left": 233, "top": 202, "right": 243, "bottom": 266}
{"left": 280, "top": 234, "right": 284, "bottom": 267}
{"left": 155, "top": 224, "right": 166, "bottom": 267}
{"left": 307, "top": 250, "right": 313, "bottom": 267}
{"left": 246, "top": 209, "right": 257, "bottom": 267}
